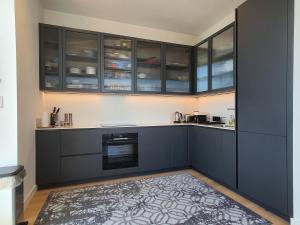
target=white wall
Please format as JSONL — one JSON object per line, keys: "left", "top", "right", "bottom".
{"left": 15, "top": 0, "right": 43, "bottom": 204}
{"left": 40, "top": 9, "right": 198, "bottom": 124}
{"left": 0, "top": 1, "right": 18, "bottom": 224}
{"left": 0, "top": 0, "right": 18, "bottom": 167}
{"left": 40, "top": 9, "right": 235, "bottom": 125}
{"left": 43, "top": 93, "right": 198, "bottom": 125}
{"left": 42, "top": 9, "right": 198, "bottom": 45}
{"left": 196, "top": 13, "right": 235, "bottom": 43}
{"left": 197, "top": 92, "right": 235, "bottom": 122}
{"left": 292, "top": 0, "right": 300, "bottom": 224}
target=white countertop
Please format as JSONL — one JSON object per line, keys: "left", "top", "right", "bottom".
{"left": 36, "top": 122, "right": 235, "bottom": 131}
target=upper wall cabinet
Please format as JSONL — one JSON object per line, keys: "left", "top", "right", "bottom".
{"left": 39, "top": 24, "right": 192, "bottom": 95}
{"left": 195, "top": 24, "right": 235, "bottom": 94}
{"left": 211, "top": 26, "right": 234, "bottom": 90}
{"left": 40, "top": 25, "right": 62, "bottom": 90}
{"left": 136, "top": 40, "right": 162, "bottom": 93}
{"left": 64, "top": 30, "right": 100, "bottom": 91}
{"left": 196, "top": 41, "right": 209, "bottom": 92}
{"left": 165, "top": 45, "right": 191, "bottom": 93}
{"left": 102, "top": 35, "right": 133, "bottom": 93}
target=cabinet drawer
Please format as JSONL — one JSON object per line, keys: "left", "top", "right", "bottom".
{"left": 61, "top": 154, "right": 102, "bottom": 182}
{"left": 61, "top": 129, "right": 101, "bottom": 156}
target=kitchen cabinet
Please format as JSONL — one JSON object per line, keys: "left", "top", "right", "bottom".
{"left": 61, "top": 154, "right": 102, "bottom": 182}
{"left": 61, "top": 129, "right": 102, "bottom": 156}
{"left": 139, "top": 127, "right": 171, "bottom": 171}
{"left": 195, "top": 24, "right": 235, "bottom": 94}
{"left": 39, "top": 24, "right": 193, "bottom": 95}
{"left": 165, "top": 45, "right": 191, "bottom": 94}
{"left": 36, "top": 130, "right": 61, "bottom": 186}
{"left": 39, "top": 25, "right": 62, "bottom": 90}
{"left": 237, "top": 0, "right": 293, "bottom": 217}
{"left": 238, "top": 132, "right": 288, "bottom": 215}
{"left": 63, "top": 30, "right": 100, "bottom": 92}
{"left": 189, "top": 126, "right": 236, "bottom": 189}
{"left": 170, "top": 127, "right": 189, "bottom": 168}
{"left": 102, "top": 34, "right": 134, "bottom": 92}
{"left": 211, "top": 26, "right": 234, "bottom": 90}
{"left": 136, "top": 40, "right": 162, "bottom": 93}
{"left": 196, "top": 41, "right": 209, "bottom": 92}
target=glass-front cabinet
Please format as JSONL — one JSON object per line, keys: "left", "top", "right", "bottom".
{"left": 196, "top": 41, "right": 209, "bottom": 92}
{"left": 40, "top": 26, "right": 62, "bottom": 90}
{"left": 64, "top": 30, "right": 99, "bottom": 91}
{"left": 103, "top": 35, "right": 133, "bottom": 92}
{"left": 196, "top": 24, "right": 234, "bottom": 94}
{"left": 165, "top": 45, "right": 191, "bottom": 93}
{"left": 211, "top": 26, "right": 234, "bottom": 90}
{"left": 136, "top": 41, "right": 162, "bottom": 92}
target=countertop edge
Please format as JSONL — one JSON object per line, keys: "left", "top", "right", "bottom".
{"left": 36, "top": 123, "right": 235, "bottom": 131}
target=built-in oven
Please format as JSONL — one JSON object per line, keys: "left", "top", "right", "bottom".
{"left": 102, "top": 133, "right": 138, "bottom": 170}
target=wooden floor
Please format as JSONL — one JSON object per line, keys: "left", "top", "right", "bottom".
{"left": 23, "top": 169, "right": 289, "bottom": 225}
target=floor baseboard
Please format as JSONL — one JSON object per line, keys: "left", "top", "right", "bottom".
{"left": 24, "top": 185, "right": 37, "bottom": 210}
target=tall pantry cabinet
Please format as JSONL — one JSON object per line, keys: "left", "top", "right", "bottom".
{"left": 237, "top": 0, "right": 293, "bottom": 217}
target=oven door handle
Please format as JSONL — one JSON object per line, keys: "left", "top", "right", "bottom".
{"left": 104, "top": 139, "right": 137, "bottom": 145}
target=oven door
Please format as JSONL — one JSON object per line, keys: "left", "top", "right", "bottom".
{"left": 103, "top": 134, "right": 138, "bottom": 170}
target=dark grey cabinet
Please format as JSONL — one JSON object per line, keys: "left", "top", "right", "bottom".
{"left": 237, "top": 0, "right": 287, "bottom": 136}
{"left": 195, "top": 24, "right": 235, "bottom": 95}
{"left": 36, "top": 130, "right": 61, "bottom": 186}
{"left": 63, "top": 30, "right": 100, "bottom": 92}
{"left": 61, "top": 154, "right": 102, "bottom": 182}
{"left": 39, "top": 25, "right": 62, "bottom": 90}
{"left": 61, "top": 129, "right": 102, "bottom": 156}
{"left": 189, "top": 127, "right": 236, "bottom": 188}
{"left": 39, "top": 24, "right": 192, "bottom": 95}
{"left": 237, "top": 0, "right": 292, "bottom": 217}
{"left": 139, "top": 127, "right": 171, "bottom": 171}
{"left": 170, "top": 127, "right": 189, "bottom": 168}
{"left": 238, "top": 132, "right": 288, "bottom": 215}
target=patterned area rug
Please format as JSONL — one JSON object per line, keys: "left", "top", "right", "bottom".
{"left": 35, "top": 173, "right": 271, "bottom": 225}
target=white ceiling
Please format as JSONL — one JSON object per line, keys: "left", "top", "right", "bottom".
{"left": 41, "top": 0, "right": 245, "bottom": 36}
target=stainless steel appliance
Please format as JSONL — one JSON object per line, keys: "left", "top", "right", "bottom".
{"left": 102, "top": 133, "right": 138, "bottom": 170}
{"left": 174, "top": 111, "right": 183, "bottom": 123}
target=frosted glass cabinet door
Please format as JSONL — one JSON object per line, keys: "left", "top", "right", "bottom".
{"left": 41, "top": 27, "right": 61, "bottom": 90}
{"left": 211, "top": 27, "right": 234, "bottom": 90}
{"left": 165, "top": 45, "right": 191, "bottom": 93}
{"left": 197, "top": 41, "right": 209, "bottom": 92}
{"left": 103, "top": 36, "right": 133, "bottom": 92}
{"left": 136, "top": 41, "right": 162, "bottom": 92}
{"left": 64, "top": 30, "right": 99, "bottom": 91}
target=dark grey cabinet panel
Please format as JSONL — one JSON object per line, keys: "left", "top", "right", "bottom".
{"left": 238, "top": 132, "right": 288, "bottom": 215}
{"left": 139, "top": 127, "right": 171, "bottom": 171}
{"left": 36, "top": 131, "right": 60, "bottom": 185}
{"left": 237, "top": 0, "right": 287, "bottom": 136}
{"left": 61, "top": 154, "right": 102, "bottom": 182}
{"left": 61, "top": 129, "right": 101, "bottom": 156}
{"left": 222, "top": 131, "right": 236, "bottom": 188}
{"left": 170, "top": 127, "right": 188, "bottom": 167}
{"left": 189, "top": 127, "right": 236, "bottom": 188}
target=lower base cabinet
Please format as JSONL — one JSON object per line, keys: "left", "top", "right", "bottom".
{"left": 238, "top": 132, "right": 288, "bottom": 215}
{"left": 36, "top": 130, "right": 61, "bottom": 186}
{"left": 61, "top": 154, "right": 102, "bottom": 182}
{"left": 189, "top": 127, "right": 236, "bottom": 188}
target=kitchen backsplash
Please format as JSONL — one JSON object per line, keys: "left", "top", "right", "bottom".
{"left": 41, "top": 92, "right": 235, "bottom": 126}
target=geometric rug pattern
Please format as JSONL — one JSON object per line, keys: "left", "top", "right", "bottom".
{"left": 35, "top": 173, "right": 271, "bottom": 225}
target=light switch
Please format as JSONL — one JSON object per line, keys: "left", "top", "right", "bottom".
{"left": 0, "top": 96, "right": 3, "bottom": 108}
